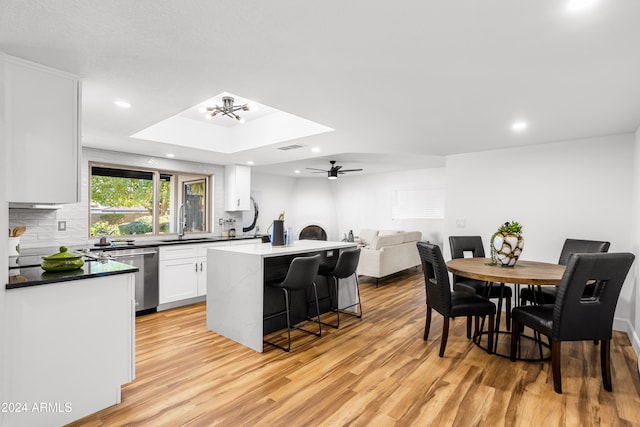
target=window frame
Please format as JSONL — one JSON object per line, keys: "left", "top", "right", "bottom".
{"left": 88, "top": 161, "right": 212, "bottom": 238}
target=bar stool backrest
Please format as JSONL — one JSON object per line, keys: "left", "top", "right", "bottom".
{"left": 279, "top": 254, "right": 322, "bottom": 290}
{"left": 331, "top": 248, "right": 361, "bottom": 279}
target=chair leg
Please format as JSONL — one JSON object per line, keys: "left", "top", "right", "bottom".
{"left": 424, "top": 305, "right": 432, "bottom": 340}
{"left": 263, "top": 288, "right": 292, "bottom": 352}
{"left": 601, "top": 339, "right": 612, "bottom": 392}
{"left": 323, "top": 274, "right": 364, "bottom": 329}
{"left": 486, "top": 314, "right": 495, "bottom": 355}
{"left": 510, "top": 318, "right": 520, "bottom": 361}
{"left": 466, "top": 316, "right": 472, "bottom": 339}
{"left": 551, "top": 340, "right": 562, "bottom": 394}
{"left": 505, "top": 296, "right": 511, "bottom": 331}
{"left": 439, "top": 317, "right": 450, "bottom": 357}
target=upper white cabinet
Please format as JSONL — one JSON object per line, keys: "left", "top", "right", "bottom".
{"left": 225, "top": 164, "right": 251, "bottom": 211}
{"left": 4, "top": 54, "right": 81, "bottom": 204}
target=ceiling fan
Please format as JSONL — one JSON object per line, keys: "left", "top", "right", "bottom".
{"left": 306, "top": 160, "right": 363, "bottom": 180}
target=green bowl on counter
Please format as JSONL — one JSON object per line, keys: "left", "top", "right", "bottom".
{"left": 41, "top": 246, "right": 85, "bottom": 272}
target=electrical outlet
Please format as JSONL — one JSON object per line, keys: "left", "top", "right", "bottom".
{"left": 57, "top": 221, "right": 67, "bottom": 231}
{"left": 456, "top": 219, "right": 466, "bottom": 228}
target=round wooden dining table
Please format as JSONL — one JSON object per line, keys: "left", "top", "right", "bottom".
{"left": 446, "top": 258, "right": 566, "bottom": 286}
{"left": 446, "top": 257, "right": 566, "bottom": 359}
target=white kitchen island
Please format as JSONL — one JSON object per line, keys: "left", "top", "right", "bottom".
{"left": 206, "top": 240, "right": 357, "bottom": 352}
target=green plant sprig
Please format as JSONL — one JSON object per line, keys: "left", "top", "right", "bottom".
{"left": 497, "top": 221, "right": 523, "bottom": 234}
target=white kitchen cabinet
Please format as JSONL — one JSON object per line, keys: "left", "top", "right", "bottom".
{"left": 4, "top": 273, "right": 135, "bottom": 426}
{"left": 225, "top": 164, "right": 251, "bottom": 211}
{"left": 158, "top": 245, "right": 199, "bottom": 304}
{"left": 4, "top": 54, "right": 81, "bottom": 204}
{"left": 159, "top": 239, "right": 262, "bottom": 306}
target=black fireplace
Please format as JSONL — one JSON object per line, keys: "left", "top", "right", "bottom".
{"left": 299, "top": 225, "right": 327, "bottom": 241}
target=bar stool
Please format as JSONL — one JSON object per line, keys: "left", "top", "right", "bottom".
{"left": 318, "top": 248, "right": 363, "bottom": 328}
{"left": 263, "top": 254, "right": 322, "bottom": 352}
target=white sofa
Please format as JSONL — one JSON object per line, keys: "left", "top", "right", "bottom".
{"left": 356, "top": 229, "right": 422, "bottom": 285}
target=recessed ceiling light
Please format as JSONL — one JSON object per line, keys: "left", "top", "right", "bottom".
{"left": 512, "top": 121, "right": 528, "bottom": 132}
{"left": 114, "top": 100, "right": 131, "bottom": 109}
{"left": 566, "top": 0, "right": 597, "bottom": 12}
{"left": 247, "top": 161, "right": 254, "bottom": 165}
{"left": 311, "top": 147, "right": 321, "bottom": 153}
{"left": 166, "top": 153, "right": 175, "bottom": 158}
{"left": 294, "top": 170, "right": 301, "bottom": 174}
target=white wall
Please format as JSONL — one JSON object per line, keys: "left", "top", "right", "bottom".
{"left": 289, "top": 178, "right": 339, "bottom": 241}
{"left": 332, "top": 168, "right": 446, "bottom": 245}
{"left": 445, "top": 134, "right": 635, "bottom": 332}
{"left": 0, "top": 52, "right": 8, "bottom": 425}
{"left": 633, "top": 126, "right": 640, "bottom": 363}
{"left": 246, "top": 173, "right": 296, "bottom": 237}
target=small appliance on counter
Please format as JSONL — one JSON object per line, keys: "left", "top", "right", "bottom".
{"left": 270, "top": 212, "right": 286, "bottom": 247}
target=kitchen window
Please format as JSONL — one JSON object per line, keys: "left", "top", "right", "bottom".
{"left": 89, "top": 163, "right": 210, "bottom": 237}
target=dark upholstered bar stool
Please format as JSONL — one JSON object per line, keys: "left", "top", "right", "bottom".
{"left": 263, "top": 254, "right": 322, "bottom": 352}
{"left": 318, "top": 248, "right": 363, "bottom": 328}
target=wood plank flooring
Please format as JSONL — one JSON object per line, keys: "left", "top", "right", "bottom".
{"left": 69, "top": 270, "right": 640, "bottom": 426}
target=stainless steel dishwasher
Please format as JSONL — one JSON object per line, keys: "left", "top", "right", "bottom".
{"left": 94, "top": 247, "right": 159, "bottom": 314}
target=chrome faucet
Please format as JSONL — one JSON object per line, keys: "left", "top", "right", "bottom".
{"left": 178, "top": 203, "right": 186, "bottom": 240}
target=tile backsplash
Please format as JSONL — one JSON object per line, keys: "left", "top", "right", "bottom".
{"left": 9, "top": 203, "right": 89, "bottom": 249}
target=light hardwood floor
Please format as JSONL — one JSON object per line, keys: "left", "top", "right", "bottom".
{"left": 70, "top": 270, "right": 640, "bottom": 426}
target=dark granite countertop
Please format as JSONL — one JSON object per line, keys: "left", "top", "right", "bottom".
{"left": 7, "top": 260, "right": 139, "bottom": 290}
{"left": 87, "top": 234, "right": 267, "bottom": 251}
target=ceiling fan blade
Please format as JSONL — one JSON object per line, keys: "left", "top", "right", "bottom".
{"left": 306, "top": 168, "right": 328, "bottom": 172}
{"left": 309, "top": 171, "right": 327, "bottom": 174}
{"left": 339, "top": 169, "right": 364, "bottom": 173}
{"left": 333, "top": 165, "right": 343, "bottom": 171}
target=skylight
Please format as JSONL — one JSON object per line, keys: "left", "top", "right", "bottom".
{"left": 130, "top": 92, "right": 334, "bottom": 154}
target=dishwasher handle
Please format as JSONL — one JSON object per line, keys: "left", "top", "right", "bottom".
{"left": 108, "top": 251, "right": 158, "bottom": 259}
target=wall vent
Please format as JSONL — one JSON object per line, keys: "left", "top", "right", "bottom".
{"left": 277, "top": 144, "right": 304, "bottom": 151}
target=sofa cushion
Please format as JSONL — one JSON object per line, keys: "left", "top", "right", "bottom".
{"left": 403, "top": 231, "right": 422, "bottom": 243}
{"left": 379, "top": 229, "right": 402, "bottom": 236}
{"left": 371, "top": 233, "right": 405, "bottom": 250}
{"left": 357, "top": 229, "right": 379, "bottom": 246}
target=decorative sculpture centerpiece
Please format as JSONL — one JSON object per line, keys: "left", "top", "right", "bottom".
{"left": 489, "top": 221, "right": 524, "bottom": 267}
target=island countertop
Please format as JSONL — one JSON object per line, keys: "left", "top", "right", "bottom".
{"left": 7, "top": 260, "right": 139, "bottom": 289}
{"left": 207, "top": 240, "right": 357, "bottom": 258}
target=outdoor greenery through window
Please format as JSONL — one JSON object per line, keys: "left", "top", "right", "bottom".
{"left": 89, "top": 164, "right": 210, "bottom": 238}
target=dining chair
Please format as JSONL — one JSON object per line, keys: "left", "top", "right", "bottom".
{"left": 263, "top": 254, "right": 323, "bottom": 352}
{"left": 449, "top": 236, "right": 512, "bottom": 331}
{"left": 519, "top": 239, "right": 610, "bottom": 305}
{"left": 317, "top": 248, "right": 363, "bottom": 328}
{"left": 510, "top": 252, "right": 634, "bottom": 393}
{"left": 416, "top": 241, "right": 496, "bottom": 357}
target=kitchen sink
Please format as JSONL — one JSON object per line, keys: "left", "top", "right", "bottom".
{"left": 159, "top": 237, "right": 213, "bottom": 242}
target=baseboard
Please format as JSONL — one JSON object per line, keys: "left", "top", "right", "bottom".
{"left": 614, "top": 316, "right": 640, "bottom": 377}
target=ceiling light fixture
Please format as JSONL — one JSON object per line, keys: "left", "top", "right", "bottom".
{"left": 512, "top": 121, "right": 528, "bottom": 132}
{"left": 566, "top": 0, "right": 597, "bottom": 12}
{"left": 166, "top": 153, "right": 175, "bottom": 158}
{"left": 114, "top": 100, "right": 131, "bottom": 109}
{"left": 247, "top": 161, "right": 255, "bottom": 165}
{"left": 200, "top": 96, "right": 257, "bottom": 124}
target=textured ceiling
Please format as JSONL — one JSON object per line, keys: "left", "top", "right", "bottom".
{"left": 1, "top": 0, "right": 639, "bottom": 177}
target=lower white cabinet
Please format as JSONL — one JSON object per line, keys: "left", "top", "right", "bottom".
{"left": 159, "top": 239, "right": 261, "bottom": 306}
{"left": 4, "top": 273, "right": 135, "bottom": 426}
